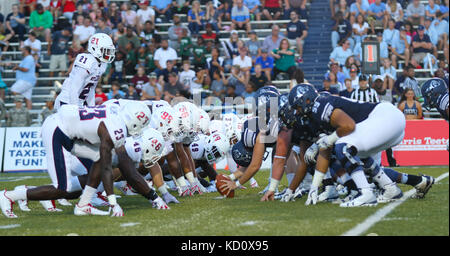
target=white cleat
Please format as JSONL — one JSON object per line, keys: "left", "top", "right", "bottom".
{"left": 340, "top": 188, "right": 378, "bottom": 207}
{"left": 91, "top": 192, "right": 110, "bottom": 207}
{"left": 74, "top": 203, "right": 110, "bottom": 216}
{"left": 0, "top": 190, "right": 18, "bottom": 218}
{"left": 377, "top": 183, "right": 403, "bottom": 203}
{"left": 318, "top": 185, "right": 340, "bottom": 202}
{"left": 413, "top": 175, "right": 435, "bottom": 199}
{"left": 18, "top": 200, "right": 31, "bottom": 212}
{"left": 57, "top": 199, "right": 72, "bottom": 206}
{"left": 333, "top": 190, "right": 359, "bottom": 204}
{"left": 116, "top": 182, "right": 138, "bottom": 196}
{"left": 40, "top": 200, "right": 63, "bottom": 212}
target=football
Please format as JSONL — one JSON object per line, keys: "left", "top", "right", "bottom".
{"left": 216, "top": 174, "right": 235, "bottom": 198}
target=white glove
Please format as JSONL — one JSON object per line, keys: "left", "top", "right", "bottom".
{"left": 109, "top": 204, "right": 124, "bottom": 217}
{"left": 316, "top": 132, "right": 339, "bottom": 149}
{"left": 179, "top": 186, "right": 192, "bottom": 197}
{"left": 280, "top": 188, "right": 295, "bottom": 202}
{"left": 162, "top": 192, "right": 180, "bottom": 204}
{"left": 304, "top": 143, "right": 319, "bottom": 164}
{"left": 152, "top": 197, "right": 170, "bottom": 210}
{"left": 305, "top": 186, "right": 319, "bottom": 206}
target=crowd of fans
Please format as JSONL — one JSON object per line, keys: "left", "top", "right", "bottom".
{"left": 0, "top": 0, "right": 448, "bottom": 127}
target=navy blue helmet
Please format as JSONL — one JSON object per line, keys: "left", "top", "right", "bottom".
{"left": 288, "top": 83, "right": 319, "bottom": 116}
{"left": 278, "top": 93, "right": 296, "bottom": 128}
{"left": 254, "top": 86, "right": 280, "bottom": 122}
{"left": 231, "top": 140, "right": 253, "bottom": 167}
{"left": 421, "top": 78, "right": 449, "bottom": 110}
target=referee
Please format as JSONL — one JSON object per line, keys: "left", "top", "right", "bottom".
{"left": 350, "top": 74, "right": 379, "bottom": 103}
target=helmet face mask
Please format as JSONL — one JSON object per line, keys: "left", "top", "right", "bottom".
{"left": 88, "top": 33, "right": 116, "bottom": 63}
{"left": 121, "top": 102, "right": 151, "bottom": 137}
{"left": 421, "top": 78, "right": 448, "bottom": 110}
{"left": 140, "top": 128, "right": 165, "bottom": 168}
{"left": 204, "top": 133, "right": 229, "bottom": 164}
{"left": 101, "top": 47, "right": 116, "bottom": 63}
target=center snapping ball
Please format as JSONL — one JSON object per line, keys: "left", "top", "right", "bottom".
{"left": 216, "top": 174, "right": 235, "bottom": 198}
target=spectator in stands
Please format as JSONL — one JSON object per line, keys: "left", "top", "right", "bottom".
{"left": 125, "top": 84, "right": 140, "bottom": 100}
{"left": 217, "top": 0, "right": 233, "bottom": 21}
{"left": 245, "top": 31, "right": 262, "bottom": 63}
{"left": 330, "top": 39, "right": 353, "bottom": 66}
{"left": 48, "top": 27, "right": 71, "bottom": 83}
{"left": 207, "top": 47, "right": 225, "bottom": 81}
{"left": 231, "top": 0, "right": 251, "bottom": 33}
{"left": 334, "top": 0, "right": 351, "bottom": 21}
{"left": 19, "top": 0, "right": 37, "bottom": 16}
{"left": 163, "top": 72, "right": 185, "bottom": 101}
{"left": 189, "top": 68, "right": 206, "bottom": 96}
{"left": 124, "top": 42, "right": 137, "bottom": 75}
{"left": 178, "top": 28, "right": 192, "bottom": 62}
{"left": 250, "top": 64, "right": 269, "bottom": 90}
{"left": 272, "top": 38, "right": 297, "bottom": 79}
{"left": 331, "top": 11, "right": 353, "bottom": 49}
{"left": 406, "top": 0, "right": 425, "bottom": 26}
{"left": 209, "top": 69, "right": 226, "bottom": 102}
{"left": 339, "top": 78, "right": 355, "bottom": 98}
{"left": 233, "top": 46, "right": 253, "bottom": 82}
{"left": 398, "top": 88, "right": 423, "bottom": 119}
{"left": 193, "top": 37, "right": 208, "bottom": 72}
{"left": 225, "top": 64, "right": 247, "bottom": 96}
{"left": 6, "top": 95, "right": 31, "bottom": 127}
{"left": 351, "top": 74, "right": 379, "bottom": 102}
{"left": 108, "top": 81, "right": 125, "bottom": 99}
{"left": 29, "top": 4, "right": 53, "bottom": 44}
{"left": 61, "top": 0, "right": 77, "bottom": 22}
{"left": 380, "top": 58, "right": 396, "bottom": 91}
{"left": 179, "top": 60, "right": 196, "bottom": 89}
{"left": 245, "top": 0, "right": 263, "bottom": 21}
{"left": 289, "top": 67, "right": 305, "bottom": 89}
{"left": 159, "top": 59, "right": 179, "bottom": 83}
{"left": 222, "top": 30, "right": 241, "bottom": 71}
{"left": 353, "top": 14, "right": 369, "bottom": 45}
{"left": 383, "top": 19, "right": 400, "bottom": 47}
{"left": 49, "top": 0, "right": 61, "bottom": 21}
{"left": 141, "top": 72, "right": 162, "bottom": 100}
{"left": 404, "top": 21, "right": 417, "bottom": 38}
{"left": 40, "top": 94, "right": 56, "bottom": 123}
{"left": 284, "top": 0, "right": 308, "bottom": 20}
{"left": 286, "top": 10, "right": 307, "bottom": 64}
{"left": 432, "top": 11, "right": 449, "bottom": 51}
{"left": 0, "top": 97, "right": 6, "bottom": 125}
{"left": 225, "top": 84, "right": 238, "bottom": 98}
{"left": 108, "top": 51, "right": 125, "bottom": 83}
{"left": 255, "top": 48, "right": 274, "bottom": 81}
{"left": 121, "top": 2, "right": 138, "bottom": 27}
{"left": 119, "top": 27, "right": 140, "bottom": 52}
{"left": 386, "top": 0, "right": 404, "bottom": 28}
{"left": 441, "top": 0, "right": 449, "bottom": 20}
{"left": 151, "top": 0, "right": 173, "bottom": 23}
{"left": 348, "top": 66, "right": 360, "bottom": 88}
{"left": 140, "top": 21, "right": 161, "bottom": 46}
{"left": 2, "top": 4, "right": 26, "bottom": 51}
{"left": 263, "top": 24, "right": 285, "bottom": 54}
{"left": 113, "top": 22, "right": 126, "bottom": 42}
{"left": 391, "top": 26, "right": 411, "bottom": 68}
{"left": 137, "top": 0, "right": 155, "bottom": 32}
{"left": 24, "top": 31, "right": 42, "bottom": 64}
{"left": 11, "top": 46, "right": 36, "bottom": 110}
{"left": 342, "top": 55, "right": 357, "bottom": 78}
{"left": 205, "top": 1, "right": 222, "bottom": 33}
{"left": 108, "top": 1, "right": 123, "bottom": 29}
{"left": 242, "top": 82, "right": 257, "bottom": 104}
{"left": 172, "top": 0, "right": 191, "bottom": 15}
{"left": 168, "top": 14, "right": 190, "bottom": 51}
{"left": 262, "top": 0, "right": 282, "bottom": 20}
{"left": 367, "top": 0, "right": 387, "bottom": 34}
{"left": 136, "top": 46, "right": 149, "bottom": 69}
{"left": 426, "top": 0, "right": 441, "bottom": 20}
{"left": 73, "top": 16, "right": 95, "bottom": 48}
{"left": 395, "top": 64, "right": 421, "bottom": 96}
{"left": 95, "top": 17, "right": 112, "bottom": 35}
{"left": 188, "top": 0, "right": 206, "bottom": 36}
{"left": 376, "top": 32, "right": 389, "bottom": 62}
{"left": 95, "top": 85, "right": 108, "bottom": 105}
{"left": 350, "top": 0, "right": 370, "bottom": 19}
{"left": 202, "top": 23, "right": 218, "bottom": 50}
{"left": 130, "top": 66, "right": 149, "bottom": 96}
{"left": 67, "top": 39, "right": 84, "bottom": 70}
{"left": 329, "top": 71, "right": 344, "bottom": 91}
{"left": 410, "top": 25, "right": 433, "bottom": 68}
{"left": 372, "top": 75, "right": 393, "bottom": 103}
{"left": 320, "top": 77, "right": 339, "bottom": 95}
{"left": 325, "top": 61, "right": 346, "bottom": 85}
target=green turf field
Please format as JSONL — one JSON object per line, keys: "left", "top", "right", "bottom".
{"left": 0, "top": 166, "right": 448, "bottom": 236}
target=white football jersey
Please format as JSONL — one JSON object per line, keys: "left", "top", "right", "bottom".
{"left": 55, "top": 53, "right": 107, "bottom": 109}
{"left": 142, "top": 100, "right": 171, "bottom": 114}
{"left": 112, "top": 136, "right": 142, "bottom": 168}
{"left": 189, "top": 134, "right": 208, "bottom": 160}
{"left": 57, "top": 104, "right": 127, "bottom": 149}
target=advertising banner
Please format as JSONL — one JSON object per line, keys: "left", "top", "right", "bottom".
{"left": 0, "top": 128, "right": 5, "bottom": 172}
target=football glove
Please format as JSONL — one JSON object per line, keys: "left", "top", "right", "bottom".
{"left": 304, "top": 143, "right": 319, "bottom": 164}
{"left": 110, "top": 204, "right": 124, "bottom": 217}
{"left": 305, "top": 186, "right": 319, "bottom": 206}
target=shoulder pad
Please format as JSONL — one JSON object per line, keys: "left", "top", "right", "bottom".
{"left": 74, "top": 53, "right": 98, "bottom": 70}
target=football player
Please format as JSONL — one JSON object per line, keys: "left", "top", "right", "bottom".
{"left": 55, "top": 33, "right": 115, "bottom": 109}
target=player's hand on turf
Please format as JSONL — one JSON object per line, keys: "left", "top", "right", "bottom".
{"left": 220, "top": 180, "right": 237, "bottom": 196}
{"left": 280, "top": 188, "right": 295, "bottom": 202}
{"left": 260, "top": 191, "right": 275, "bottom": 202}
{"left": 152, "top": 197, "right": 170, "bottom": 210}
{"left": 162, "top": 192, "right": 180, "bottom": 204}
{"left": 305, "top": 186, "right": 319, "bottom": 206}
{"left": 110, "top": 204, "right": 124, "bottom": 217}
{"left": 316, "top": 135, "right": 335, "bottom": 149}
{"left": 304, "top": 143, "right": 319, "bottom": 164}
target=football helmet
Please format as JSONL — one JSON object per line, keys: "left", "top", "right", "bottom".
{"left": 120, "top": 101, "right": 151, "bottom": 137}
{"left": 209, "top": 120, "right": 224, "bottom": 134}
{"left": 140, "top": 128, "right": 165, "bottom": 168}
{"left": 421, "top": 78, "right": 448, "bottom": 110}
{"left": 197, "top": 108, "right": 210, "bottom": 135}
{"left": 278, "top": 93, "right": 296, "bottom": 128}
{"left": 204, "top": 133, "right": 230, "bottom": 164}
{"left": 288, "top": 83, "right": 319, "bottom": 116}
{"left": 222, "top": 113, "right": 240, "bottom": 145}
{"left": 88, "top": 33, "right": 116, "bottom": 63}
{"left": 254, "top": 86, "right": 280, "bottom": 122}
{"left": 150, "top": 106, "right": 179, "bottom": 141}
{"left": 173, "top": 102, "right": 199, "bottom": 142}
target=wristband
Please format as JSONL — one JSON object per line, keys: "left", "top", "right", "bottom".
{"left": 268, "top": 178, "right": 280, "bottom": 192}
{"left": 107, "top": 194, "right": 117, "bottom": 206}
{"left": 235, "top": 180, "right": 241, "bottom": 187}
{"left": 312, "top": 170, "right": 326, "bottom": 188}
{"left": 229, "top": 173, "right": 236, "bottom": 181}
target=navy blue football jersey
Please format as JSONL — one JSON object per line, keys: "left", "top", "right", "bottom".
{"left": 291, "top": 116, "right": 323, "bottom": 144}
{"left": 437, "top": 92, "right": 449, "bottom": 121}
{"left": 311, "top": 95, "right": 378, "bottom": 129}
{"left": 241, "top": 117, "right": 279, "bottom": 149}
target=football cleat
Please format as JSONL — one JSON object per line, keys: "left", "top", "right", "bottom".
{"left": 40, "top": 200, "right": 63, "bottom": 212}
{"left": 115, "top": 181, "right": 138, "bottom": 196}
{"left": 318, "top": 185, "right": 340, "bottom": 202}
{"left": 333, "top": 190, "right": 359, "bottom": 204}
{"left": 274, "top": 188, "right": 287, "bottom": 200}
{"left": 340, "top": 188, "right": 378, "bottom": 207}
{"left": 0, "top": 190, "right": 18, "bottom": 218}
{"left": 57, "top": 199, "right": 72, "bottom": 206}
{"left": 377, "top": 183, "right": 403, "bottom": 203}
{"left": 18, "top": 199, "right": 30, "bottom": 212}
{"left": 413, "top": 175, "right": 435, "bottom": 199}
{"left": 91, "top": 192, "right": 110, "bottom": 207}
{"left": 74, "top": 203, "right": 110, "bottom": 216}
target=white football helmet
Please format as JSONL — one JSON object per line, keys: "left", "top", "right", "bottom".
{"left": 120, "top": 101, "right": 151, "bottom": 137}
{"left": 88, "top": 33, "right": 116, "bottom": 63}
{"left": 222, "top": 113, "right": 240, "bottom": 145}
{"left": 209, "top": 120, "right": 224, "bottom": 135}
{"left": 197, "top": 108, "right": 210, "bottom": 135}
{"left": 204, "top": 133, "right": 230, "bottom": 164}
{"left": 150, "top": 106, "right": 180, "bottom": 142}
{"left": 173, "top": 102, "right": 199, "bottom": 142}
{"left": 139, "top": 128, "right": 165, "bottom": 168}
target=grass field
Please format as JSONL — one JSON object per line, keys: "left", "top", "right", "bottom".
{"left": 0, "top": 166, "right": 448, "bottom": 236}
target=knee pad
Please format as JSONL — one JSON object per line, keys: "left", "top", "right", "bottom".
{"left": 334, "top": 143, "right": 363, "bottom": 174}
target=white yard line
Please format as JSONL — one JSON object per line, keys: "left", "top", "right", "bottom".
{"left": 0, "top": 224, "right": 21, "bottom": 229}
{"left": 342, "top": 172, "right": 449, "bottom": 236}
